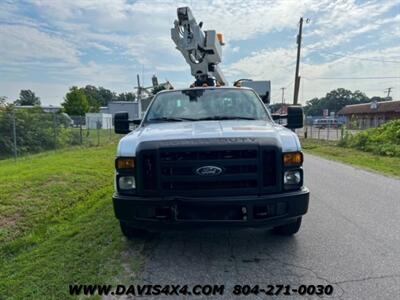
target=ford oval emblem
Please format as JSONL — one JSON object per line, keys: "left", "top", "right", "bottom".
{"left": 196, "top": 166, "right": 223, "bottom": 176}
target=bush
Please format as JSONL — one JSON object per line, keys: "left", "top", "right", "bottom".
{"left": 339, "top": 120, "right": 400, "bottom": 157}
{"left": 0, "top": 108, "right": 75, "bottom": 158}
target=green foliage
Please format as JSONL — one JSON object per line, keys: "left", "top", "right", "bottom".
{"left": 152, "top": 85, "right": 166, "bottom": 95}
{"left": 83, "top": 85, "right": 118, "bottom": 111}
{"left": 0, "top": 96, "right": 7, "bottom": 107}
{"left": 14, "top": 90, "right": 41, "bottom": 106}
{"left": 339, "top": 120, "right": 400, "bottom": 157}
{"left": 0, "top": 108, "right": 119, "bottom": 158}
{"left": 62, "top": 87, "right": 89, "bottom": 116}
{"left": 0, "top": 109, "right": 71, "bottom": 157}
{"left": 81, "top": 86, "right": 136, "bottom": 111}
{"left": 117, "top": 92, "right": 136, "bottom": 101}
{"left": 304, "top": 88, "right": 389, "bottom": 116}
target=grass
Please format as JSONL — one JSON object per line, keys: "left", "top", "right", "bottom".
{"left": 0, "top": 143, "right": 144, "bottom": 299}
{"left": 301, "top": 138, "right": 400, "bottom": 178}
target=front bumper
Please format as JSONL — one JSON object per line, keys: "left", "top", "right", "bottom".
{"left": 113, "top": 187, "right": 309, "bottom": 231}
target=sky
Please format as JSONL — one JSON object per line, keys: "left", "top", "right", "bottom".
{"left": 0, "top": 0, "right": 399, "bottom": 106}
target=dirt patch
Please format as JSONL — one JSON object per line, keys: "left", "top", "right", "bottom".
{"left": 0, "top": 212, "right": 22, "bottom": 228}
{"left": 41, "top": 175, "right": 69, "bottom": 188}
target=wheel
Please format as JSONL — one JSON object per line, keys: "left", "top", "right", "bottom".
{"left": 273, "top": 217, "right": 302, "bottom": 235}
{"left": 120, "top": 221, "right": 148, "bottom": 239}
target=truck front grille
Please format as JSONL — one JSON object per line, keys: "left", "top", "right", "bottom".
{"left": 141, "top": 150, "right": 157, "bottom": 191}
{"left": 137, "top": 144, "right": 280, "bottom": 196}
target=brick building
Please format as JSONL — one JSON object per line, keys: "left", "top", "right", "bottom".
{"left": 337, "top": 100, "right": 400, "bottom": 129}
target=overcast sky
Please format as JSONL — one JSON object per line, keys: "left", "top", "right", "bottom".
{"left": 1, "top": 0, "right": 399, "bottom": 105}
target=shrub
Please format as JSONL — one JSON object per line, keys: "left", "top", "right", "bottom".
{"left": 339, "top": 120, "right": 400, "bottom": 157}
{"left": 0, "top": 108, "right": 75, "bottom": 158}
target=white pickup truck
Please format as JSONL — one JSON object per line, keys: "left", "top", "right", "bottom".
{"left": 113, "top": 87, "right": 309, "bottom": 238}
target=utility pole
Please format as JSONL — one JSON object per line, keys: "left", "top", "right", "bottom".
{"left": 281, "top": 87, "right": 286, "bottom": 106}
{"left": 137, "top": 74, "right": 141, "bottom": 101}
{"left": 384, "top": 87, "right": 393, "bottom": 99}
{"left": 293, "top": 17, "right": 303, "bottom": 105}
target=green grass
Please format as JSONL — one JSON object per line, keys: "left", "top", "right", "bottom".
{"left": 301, "top": 138, "right": 400, "bottom": 178}
{"left": 0, "top": 144, "right": 144, "bottom": 299}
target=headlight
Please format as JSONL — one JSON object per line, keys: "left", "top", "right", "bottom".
{"left": 118, "top": 176, "right": 136, "bottom": 190}
{"left": 115, "top": 157, "right": 136, "bottom": 193}
{"left": 284, "top": 170, "right": 302, "bottom": 189}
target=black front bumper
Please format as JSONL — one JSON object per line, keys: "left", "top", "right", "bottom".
{"left": 113, "top": 187, "right": 309, "bottom": 231}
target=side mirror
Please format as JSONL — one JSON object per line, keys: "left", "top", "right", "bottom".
{"left": 114, "top": 112, "right": 130, "bottom": 134}
{"left": 114, "top": 112, "right": 142, "bottom": 134}
{"left": 286, "top": 106, "right": 304, "bottom": 129}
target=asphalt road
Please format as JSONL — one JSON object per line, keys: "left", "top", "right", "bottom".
{"left": 136, "top": 154, "right": 400, "bottom": 299}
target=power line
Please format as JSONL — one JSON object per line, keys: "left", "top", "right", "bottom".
{"left": 285, "top": 81, "right": 294, "bottom": 89}
{"left": 317, "top": 49, "right": 400, "bottom": 64}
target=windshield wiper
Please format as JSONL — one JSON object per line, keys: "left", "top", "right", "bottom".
{"left": 195, "top": 115, "right": 256, "bottom": 121}
{"left": 147, "top": 117, "right": 197, "bottom": 122}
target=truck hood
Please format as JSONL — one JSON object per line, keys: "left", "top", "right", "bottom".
{"left": 117, "top": 120, "right": 301, "bottom": 156}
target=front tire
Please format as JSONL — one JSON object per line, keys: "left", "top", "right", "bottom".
{"left": 273, "top": 217, "right": 302, "bottom": 235}
{"left": 120, "top": 221, "right": 148, "bottom": 239}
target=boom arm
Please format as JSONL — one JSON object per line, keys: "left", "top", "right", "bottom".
{"left": 171, "top": 7, "right": 228, "bottom": 86}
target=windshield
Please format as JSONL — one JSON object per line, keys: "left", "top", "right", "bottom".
{"left": 145, "top": 88, "right": 270, "bottom": 123}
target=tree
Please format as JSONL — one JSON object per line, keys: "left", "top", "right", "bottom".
{"left": 14, "top": 90, "right": 41, "bottom": 106}
{"left": 0, "top": 96, "right": 7, "bottom": 109}
{"left": 152, "top": 85, "right": 166, "bottom": 95}
{"left": 62, "top": 87, "right": 89, "bottom": 116}
{"left": 117, "top": 92, "right": 136, "bottom": 101}
{"left": 370, "top": 96, "right": 391, "bottom": 102}
{"left": 98, "top": 87, "right": 116, "bottom": 105}
{"left": 304, "top": 88, "right": 372, "bottom": 116}
{"left": 82, "top": 85, "right": 117, "bottom": 111}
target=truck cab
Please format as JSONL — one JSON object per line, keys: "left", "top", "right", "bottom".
{"left": 113, "top": 87, "right": 309, "bottom": 238}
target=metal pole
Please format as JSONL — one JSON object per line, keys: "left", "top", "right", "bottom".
{"left": 12, "top": 110, "right": 17, "bottom": 161}
{"left": 137, "top": 74, "right": 141, "bottom": 101}
{"left": 53, "top": 112, "right": 57, "bottom": 149}
{"left": 80, "top": 117, "right": 83, "bottom": 145}
{"left": 293, "top": 17, "right": 303, "bottom": 105}
{"left": 97, "top": 119, "right": 100, "bottom": 146}
{"left": 109, "top": 118, "right": 112, "bottom": 140}
{"left": 327, "top": 122, "right": 330, "bottom": 140}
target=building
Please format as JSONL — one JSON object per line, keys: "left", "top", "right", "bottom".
{"left": 100, "top": 101, "right": 140, "bottom": 119}
{"left": 337, "top": 100, "right": 400, "bottom": 129}
{"left": 13, "top": 105, "right": 61, "bottom": 113}
{"left": 85, "top": 113, "right": 112, "bottom": 129}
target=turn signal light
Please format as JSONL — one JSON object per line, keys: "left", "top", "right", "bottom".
{"left": 116, "top": 158, "right": 135, "bottom": 170}
{"left": 283, "top": 152, "right": 303, "bottom": 167}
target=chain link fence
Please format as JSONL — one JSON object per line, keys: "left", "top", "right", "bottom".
{"left": 297, "top": 125, "right": 365, "bottom": 141}
{"left": 297, "top": 115, "right": 368, "bottom": 141}
{"left": 0, "top": 109, "right": 119, "bottom": 161}
{"left": 297, "top": 125, "right": 343, "bottom": 141}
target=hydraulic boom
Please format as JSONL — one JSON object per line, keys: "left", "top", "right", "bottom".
{"left": 171, "top": 7, "right": 228, "bottom": 87}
